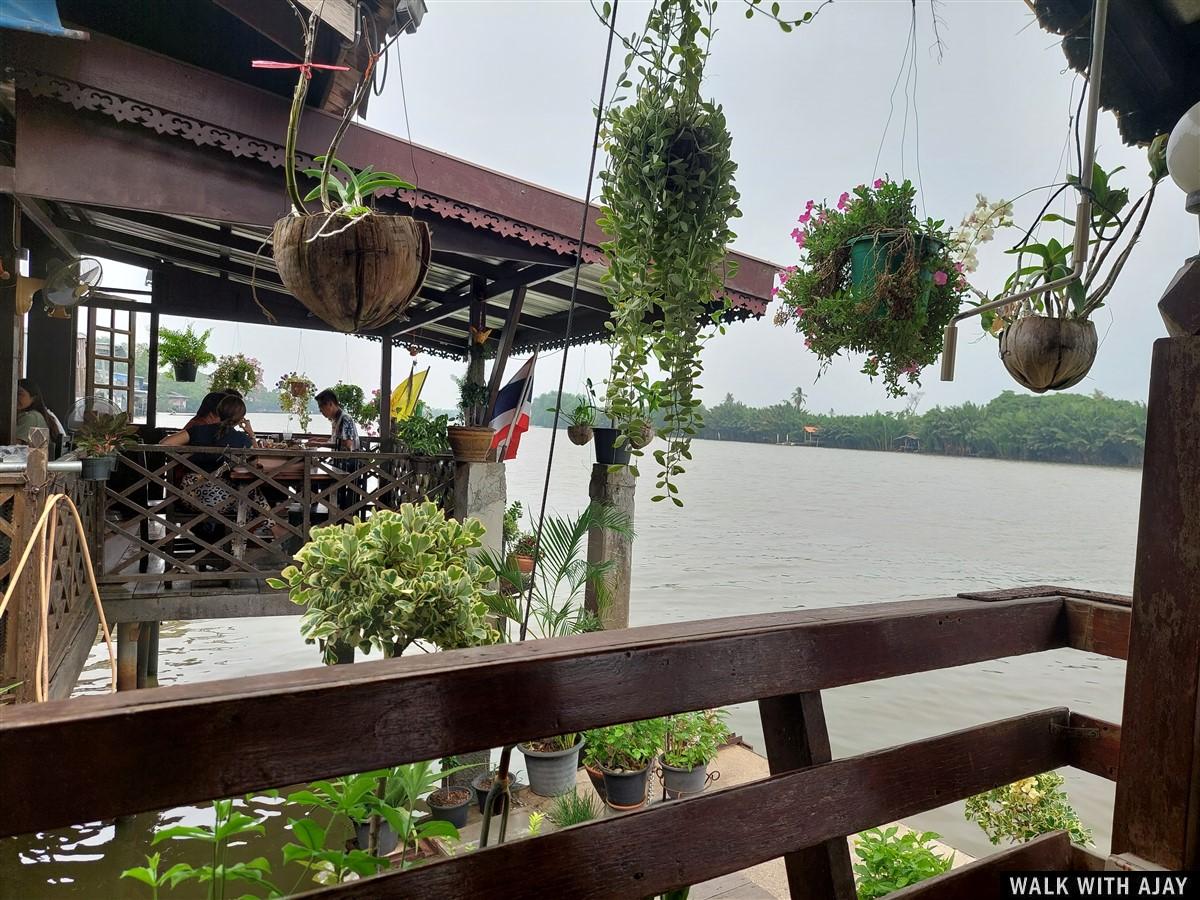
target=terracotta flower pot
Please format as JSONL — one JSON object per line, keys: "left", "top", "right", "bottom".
{"left": 272, "top": 213, "right": 432, "bottom": 333}
{"left": 447, "top": 426, "right": 495, "bottom": 462}
{"left": 567, "top": 424, "right": 593, "bottom": 446}
{"left": 288, "top": 379, "right": 309, "bottom": 398}
{"left": 999, "top": 316, "right": 1098, "bottom": 393}
{"left": 510, "top": 554, "right": 535, "bottom": 575}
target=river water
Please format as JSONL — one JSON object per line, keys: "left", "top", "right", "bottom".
{"left": 2, "top": 427, "right": 1138, "bottom": 896}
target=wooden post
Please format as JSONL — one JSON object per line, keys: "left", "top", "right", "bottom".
{"left": 117, "top": 622, "right": 141, "bottom": 692}
{"left": 379, "top": 334, "right": 393, "bottom": 452}
{"left": 0, "top": 196, "right": 18, "bottom": 445}
{"left": 147, "top": 300, "right": 160, "bottom": 429}
{"left": 486, "top": 286, "right": 527, "bottom": 417}
{"left": 3, "top": 430, "right": 49, "bottom": 703}
{"left": 1111, "top": 335, "right": 1200, "bottom": 869}
{"left": 467, "top": 277, "right": 487, "bottom": 392}
{"left": 585, "top": 464, "right": 635, "bottom": 629}
{"left": 758, "top": 691, "right": 857, "bottom": 900}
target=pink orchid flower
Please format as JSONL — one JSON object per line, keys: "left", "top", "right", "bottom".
{"left": 794, "top": 306, "right": 807, "bottom": 318}
{"left": 873, "top": 178, "right": 884, "bottom": 189}
{"left": 797, "top": 210, "right": 812, "bottom": 225}
{"left": 817, "top": 210, "right": 828, "bottom": 224}
{"left": 805, "top": 199, "right": 815, "bottom": 210}
{"left": 954, "top": 262, "right": 964, "bottom": 273}
{"left": 837, "top": 192, "right": 850, "bottom": 210}
{"left": 933, "top": 270, "right": 948, "bottom": 286}
{"left": 902, "top": 361, "right": 921, "bottom": 376}
{"left": 804, "top": 336, "right": 814, "bottom": 349}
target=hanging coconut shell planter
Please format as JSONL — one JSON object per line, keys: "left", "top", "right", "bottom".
{"left": 998, "top": 316, "right": 1097, "bottom": 393}
{"left": 266, "top": 12, "right": 430, "bottom": 335}
{"left": 272, "top": 214, "right": 431, "bottom": 333}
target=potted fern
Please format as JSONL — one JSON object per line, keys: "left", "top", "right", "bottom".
{"left": 158, "top": 324, "right": 215, "bottom": 383}
{"left": 270, "top": 12, "right": 430, "bottom": 334}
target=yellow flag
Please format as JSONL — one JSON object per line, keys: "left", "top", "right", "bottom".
{"left": 391, "top": 368, "right": 429, "bottom": 421}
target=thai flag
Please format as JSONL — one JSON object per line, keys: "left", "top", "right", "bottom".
{"left": 490, "top": 353, "right": 536, "bottom": 461}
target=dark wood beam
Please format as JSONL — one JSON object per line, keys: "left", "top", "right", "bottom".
{"left": 15, "top": 195, "right": 78, "bottom": 258}
{"left": 480, "top": 264, "right": 565, "bottom": 301}
{"left": 0, "top": 195, "right": 18, "bottom": 443}
{"left": 886, "top": 832, "right": 1072, "bottom": 900}
{"left": 0, "top": 593, "right": 1069, "bottom": 835}
{"left": 212, "top": 0, "right": 306, "bottom": 60}
{"left": 486, "top": 285, "right": 527, "bottom": 417}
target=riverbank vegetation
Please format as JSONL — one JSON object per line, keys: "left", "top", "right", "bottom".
{"left": 530, "top": 389, "right": 1145, "bottom": 468}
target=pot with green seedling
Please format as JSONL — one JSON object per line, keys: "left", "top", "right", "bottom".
{"left": 585, "top": 718, "right": 667, "bottom": 810}
{"left": 74, "top": 412, "right": 138, "bottom": 480}
{"left": 271, "top": 11, "right": 430, "bottom": 333}
{"left": 509, "top": 533, "right": 538, "bottom": 575}
{"left": 660, "top": 710, "right": 729, "bottom": 800}
{"left": 520, "top": 733, "right": 585, "bottom": 797}
{"left": 447, "top": 378, "right": 495, "bottom": 462}
{"left": 563, "top": 399, "right": 595, "bottom": 446}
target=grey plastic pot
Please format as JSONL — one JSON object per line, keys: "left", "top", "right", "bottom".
{"left": 427, "top": 788, "right": 472, "bottom": 828}
{"left": 353, "top": 821, "right": 398, "bottom": 856}
{"left": 661, "top": 760, "right": 708, "bottom": 800}
{"left": 80, "top": 456, "right": 117, "bottom": 481}
{"left": 600, "top": 761, "right": 653, "bottom": 810}
{"left": 520, "top": 739, "right": 584, "bottom": 797}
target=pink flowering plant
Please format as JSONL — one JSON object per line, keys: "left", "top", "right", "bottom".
{"left": 773, "top": 178, "right": 964, "bottom": 397}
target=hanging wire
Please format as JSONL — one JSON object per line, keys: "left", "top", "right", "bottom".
{"left": 872, "top": 9, "right": 915, "bottom": 180}
{"left": 517, "top": 0, "right": 621, "bottom": 642}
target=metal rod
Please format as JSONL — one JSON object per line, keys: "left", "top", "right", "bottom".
{"left": 0, "top": 459, "right": 82, "bottom": 473}
{"left": 941, "top": 0, "right": 1108, "bottom": 382}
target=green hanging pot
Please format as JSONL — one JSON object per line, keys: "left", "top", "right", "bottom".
{"left": 847, "top": 231, "right": 944, "bottom": 319}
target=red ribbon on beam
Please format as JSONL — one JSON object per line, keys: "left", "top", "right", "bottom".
{"left": 251, "top": 60, "right": 351, "bottom": 79}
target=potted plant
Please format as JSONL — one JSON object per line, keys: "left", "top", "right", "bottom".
{"left": 157, "top": 324, "right": 215, "bottom": 382}
{"left": 270, "top": 13, "right": 430, "bottom": 333}
{"left": 446, "top": 378, "right": 494, "bottom": 462}
{"left": 333, "top": 382, "right": 378, "bottom": 428}
{"left": 581, "top": 379, "right": 631, "bottom": 467}
{"left": 209, "top": 353, "right": 263, "bottom": 396}
{"left": 509, "top": 533, "right": 538, "bottom": 575}
{"left": 471, "top": 769, "right": 527, "bottom": 813}
{"left": 74, "top": 411, "right": 138, "bottom": 480}
{"left": 660, "top": 710, "right": 729, "bottom": 800}
{"left": 520, "top": 733, "right": 584, "bottom": 798}
{"left": 275, "top": 372, "right": 315, "bottom": 433}
{"left": 584, "top": 718, "right": 667, "bottom": 810}
{"left": 395, "top": 402, "right": 451, "bottom": 457}
{"left": 563, "top": 399, "right": 595, "bottom": 446}
{"left": 502, "top": 500, "right": 523, "bottom": 549}
{"left": 268, "top": 501, "right": 501, "bottom": 664}
{"left": 774, "top": 178, "right": 965, "bottom": 398}
{"left": 976, "top": 142, "right": 1167, "bottom": 392}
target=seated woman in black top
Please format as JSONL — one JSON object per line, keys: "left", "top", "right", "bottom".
{"left": 162, "top": 396, "right": 264, "bottom": 514}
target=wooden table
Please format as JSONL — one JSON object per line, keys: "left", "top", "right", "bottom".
{"left": 228, "top": 459, "right": 336, "bottom": 561}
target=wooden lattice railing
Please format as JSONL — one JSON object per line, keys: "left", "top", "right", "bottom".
{"left": 100, "top": 446, "right": 456, "bottom": 585}
{"left": 0, "top": 587, "right": 1133, "bottom": 896}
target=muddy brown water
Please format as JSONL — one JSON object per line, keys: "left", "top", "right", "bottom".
{"left": 1, "top": 427, "right": 1136, "bottom": 897}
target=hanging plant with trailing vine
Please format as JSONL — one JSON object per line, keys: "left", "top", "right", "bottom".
{"left": 596, "top": 0, "right": 820, "bottom": 505}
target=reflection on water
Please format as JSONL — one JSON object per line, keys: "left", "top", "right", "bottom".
{"left": 2, "top": 428, "right": 1138, "bottom": 895}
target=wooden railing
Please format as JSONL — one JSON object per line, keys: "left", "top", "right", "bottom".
{"left": 0, "top": 434, "right": 97, "bottom": 703}
{"left": 0, "top": 586, "right": 1132, "bottom": 897}
{"left": 100, "top": 445, "right": 456, "bottom": 586}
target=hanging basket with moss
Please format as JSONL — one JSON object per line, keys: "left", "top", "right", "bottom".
{"left": 774, "top": 178, "right": 964, "bottom": 398}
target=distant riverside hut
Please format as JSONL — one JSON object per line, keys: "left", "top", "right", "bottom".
{"left": 894, "top": 433, "right": 921, "bottom": 453}
{"left": 803, "top": 425, "right": 821, "bottom": 446}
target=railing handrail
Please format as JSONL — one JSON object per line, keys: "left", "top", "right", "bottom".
{"left": 0, "top": 590, "right": 1129, "bottom": 838}
{"left": 124, "top": 444, "right": 453, "bottom": 462}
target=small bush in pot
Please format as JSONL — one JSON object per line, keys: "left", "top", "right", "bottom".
{"left": 520, "top": 733, "right": 584, "bottom": 798}
{"left": 395, "top": 402, "right": 450, "bottom": 456}
{"left": 447, "top": 378, "right": 494, "bottom": 462}
{"left": 509, "top": 532, "right": 539, "bottom": 575}
{"left": 268, "top": 501, "right": 500, "bottom": 664}
{"left": 660, "top": 710, "right": 729, "bottom": 800}
{"left": 157, "top": 324, "right": 215, "bottom": 382}
{"left": 584, "top": 718, "right": 667, "bottom": 810}
{"left": 74, "top": 411, "right": 137, "bottom": 480}
{"left": 275, "top": 372, "right": 315, "bottom": 433}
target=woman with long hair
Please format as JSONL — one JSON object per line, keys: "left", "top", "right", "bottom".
{"left": 16, "top": 379, "right": 64, "bottom": 443}
{"left": 162, "top": 395, "right": 265, "bottom": 515}
{"left": 182, "top": 391, "right": 231, "bottom": 430}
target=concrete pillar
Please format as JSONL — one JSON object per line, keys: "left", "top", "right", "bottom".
{"left": 453, "top": 461, "right": 507, "bottom": 555}
{"left": 585, "top": 464, "right": 635, "bottom": 630}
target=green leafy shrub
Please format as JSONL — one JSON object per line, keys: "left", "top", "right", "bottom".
{"left": 158, "top": 324, "right": 216, "bottom": 369}
{"left": 661, "top": 710, "right": 729, "bottom": 771}
{"left": 502, "top": 501, "right": 523, "bottom": 547}
{"left": 964, "top": 773, "right": 1092, "bottom": 846}
{"left": 275, "top": 371, "right": 315, "bottom": 433}
{"left": 395, "top": 402, "right": 450, "bottom": 456}
{"left": 268, "top": 501, "right": 500, "bottom": 663}
{"left": 209, "top": 353, "right": 263, "bottom": 396}
{"left": 583, "top": 718, "right": 666, "bottom": 772}
{"left": 74, "top": 411, "right": 137, "bottom": 458}
{"left": 853, "top": 826, "right": 953, "bottom": 899}
{"left": 332, "top": 382, "right": 379, "bottom": 427}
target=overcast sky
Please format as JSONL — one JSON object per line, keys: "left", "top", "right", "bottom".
{"left": 118, "top": 0, "right": 1196, "bottom": 415}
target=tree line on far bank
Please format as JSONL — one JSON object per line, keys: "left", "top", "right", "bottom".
{"left": 528, "top": 389, "right": 1146, "bottom": 468}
